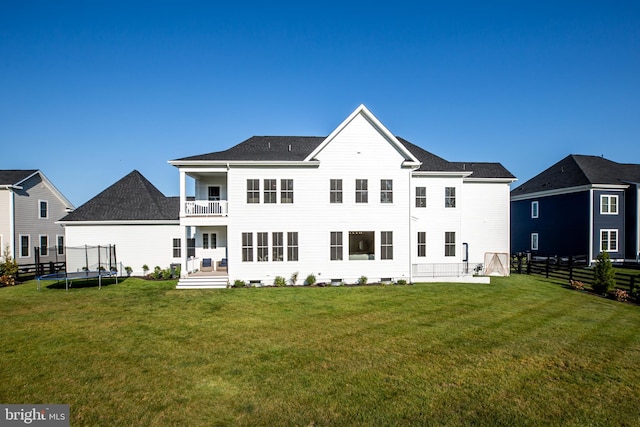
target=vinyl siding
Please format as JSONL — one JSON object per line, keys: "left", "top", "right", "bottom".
{"left": 0, "top": 190, "right": 10, "bottom": 257}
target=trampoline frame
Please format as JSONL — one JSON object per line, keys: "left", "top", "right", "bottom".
{"left": 37, "top": 269, "right": 118, "bottom": 291}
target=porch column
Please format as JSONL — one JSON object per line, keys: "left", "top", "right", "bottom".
{"left": 181, "top": 225, "right": 188, "bottom": 278}
{"left": 179, "top": 170, "right": 187, "bottom": 217}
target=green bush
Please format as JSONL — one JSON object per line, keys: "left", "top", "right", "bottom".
{"left": 358, "top": 275, "right": 368, "bottom": 285}
{"left": 142, "top": 264, "right": 149, "bottom": 276}
{"left": 397, "top": 279, "right": 408, "bottom": 286}
{"left": 162, "top": 268, "right": 172, "bottom": 279}
{"left": 304, "top": 274, "right": 316, "bottom": 286}
{"left": 290, "top": 271, "right": 299, "bottom": 286}
{"left": 274, "top": 276, "right": 287, "bottom": 287}
{"left": 0, "top": 245, "right": 19, "bottom": 286}
{"left": 233, "top": 279, "right": 246, "bottom": 288}
{"left": 592, "top": 252, "right": 616, "bottom": 295}
{"left": 152, "top": 266, "right": 162, "bottom": 279}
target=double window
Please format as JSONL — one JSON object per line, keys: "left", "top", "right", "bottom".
{"left": 600, "top": 195, "right": 618, "bottom": 215}
{"left": 173, "top": 238, "right": 195, "bottom": 257}
{"left": 242, "top": 232, "right": 299, "bottom": 262}
{"left": 601, "top": 229, "right": 618, "bottom": 252}
{"left": 202, "top": 233, "right": 217, "bottom": 250}
{"left": 247, "top": 179, "right": 294, "bottom": 204}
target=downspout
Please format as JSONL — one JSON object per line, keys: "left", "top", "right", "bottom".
{"left": 408, "top": 169, "right": 413, "bottom": 284}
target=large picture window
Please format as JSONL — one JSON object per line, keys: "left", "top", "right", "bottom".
{"left": 247, "top": 179, "right": 260, "bottom": 204}
{"left": 380, "top": 180, "right": 393, "bottom": 203}
{"left": 444, "top": 232, "right": 456, "bottom": 257}
{"left": 600, "top": 195, "right": 618, "bottom": 215}
{"left": 349, "top": 231, "right": 374, "bottom": 260}
{"left": 601, "top": 229, "right": 618, "bottom": 252}
{"left": 355, "top": 179, "right": 368, "bottom": 203}
{"left": 330, "top": 179, "right": 342, "bottom": 203}
{"left": 330, "top": 232, "right": 343, "bottom": 261}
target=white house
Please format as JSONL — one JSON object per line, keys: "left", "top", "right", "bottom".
{"left": 169, "top": 105, "right": 515, "bottom": 288}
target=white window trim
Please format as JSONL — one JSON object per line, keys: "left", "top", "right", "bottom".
{"left": 38, "top": 199, "right": 49, "bottom": 219}
{"left": 531, "top": 201, "right": 539, "bottom": 218}
{"left": 600, "top": 229, "right": 618, "bottom": 252}
{"left": 531, "top": 233, "right": 539, "bottom": 251}
{"left": 600, "top": 195, "right": 618, "bottom": 215}
{"left": 19, "top": 234, "right": 30, "bottom": 258}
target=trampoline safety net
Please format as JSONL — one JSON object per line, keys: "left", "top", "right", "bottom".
{"left": 64, "top": 245, "right": 118, "bottom": 273}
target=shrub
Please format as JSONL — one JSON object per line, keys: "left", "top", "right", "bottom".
{"left": 397, "top": 279, "right": 408, "bottom": 286}
{"left": 569, "top": 280, "right": 584, "bottom": 290}
{"left": 162, "top": 268, "right": 172, "bottom": 280}
{"left": 274, "top": 276, "right": 287, "bottom": 287}
{"left": 592, "top": 252, "right": 616, "bottom": 295}
{"left": 358, "top": 275, "right": 368, "bottom": 285}
{"left": 233, "top": 279, "right": 246, "bottom": 288}
{"left": 290, "top": 271, "right": 299, "bottom": 286}
{"left": 142, "top": 264, "right": 150, "bottom": 276}
{"left": 612, "top": 289, "right": 628, "bottom": 302}
{"left": 125, "top": 266, "right": 133, "bottom": 276}
{"left": 304, "top": 274, "right": 316, "bottom": 286}
{"left": 152, "top": 266, "right": 162, "bottom": 279}
{"left": 0, "top": 245, "right": 18, "bottom": 286}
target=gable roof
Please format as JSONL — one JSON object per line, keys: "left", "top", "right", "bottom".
{"left": 0, "top": 169, "right": 39, "bottom": 187}
{"left": 170, "top": 106, "right": 514, "bottom": 180}
{"left": 59, "top": 170, "right": 178, "bottom": 222}
{"left": 511, "top": 155, "right": 640, "bottom": 197}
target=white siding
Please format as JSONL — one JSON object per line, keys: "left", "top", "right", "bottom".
{"left": 64, "top": 224, "right": 181, "bottom": 276}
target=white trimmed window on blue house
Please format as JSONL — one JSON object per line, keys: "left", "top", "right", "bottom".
{"left": 600, "top": 195, "right": 618, "bottom": 215}
{"left": 600, "top": 229, "right": 618, "bottom": 252}
{"left": 531, "top": 233, "right": 539, "bottom": 251}
{"left": 531, "top": 201, "right": 539, "bottom": 218}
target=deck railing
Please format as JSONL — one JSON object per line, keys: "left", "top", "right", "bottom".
{"left": 412, "top": 262, "right": 484, "bottom": 277}
{"left": 184, "top": 201, "right": 228, "bottom": 217}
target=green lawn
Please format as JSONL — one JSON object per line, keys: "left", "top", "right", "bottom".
{"left": 1, "top": 276, "right": 640, "bottom": 426}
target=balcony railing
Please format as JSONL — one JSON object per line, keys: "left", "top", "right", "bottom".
{"left": 184, "top": 201, "right": 228, "bottom": 217}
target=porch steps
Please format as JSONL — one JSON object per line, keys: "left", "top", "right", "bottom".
{"left": 176, "top": 276, "right": 229, "bottom": 289}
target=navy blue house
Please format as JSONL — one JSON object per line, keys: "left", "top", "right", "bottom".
{"left": 511, "top": 155, "right": 640, "bottom": 263}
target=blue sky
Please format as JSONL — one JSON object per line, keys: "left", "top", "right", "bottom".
{"left": 1, "top": 1, "right": 638, "bottom": 206}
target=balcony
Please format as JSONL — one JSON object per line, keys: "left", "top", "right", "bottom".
{"left": 184, "top": 201, "right": 228, "bottom": 217}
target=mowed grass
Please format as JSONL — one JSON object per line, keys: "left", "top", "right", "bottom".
{"left": 2, "top": 276, "right": 640, "bottom": 426}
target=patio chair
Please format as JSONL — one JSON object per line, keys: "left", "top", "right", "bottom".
{"left": 200, "top": 258, "right": 214, "bottom": 272}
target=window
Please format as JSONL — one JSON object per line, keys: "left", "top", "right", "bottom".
{"left": 349, "top": 231, "right": 374, "bottom": 260}
{"left": 330, "top": 232, "right": 343, "bottom": 260}
{"left": 203, "top": 233, "right": 209, "bottom": 249}
{"left": 287, "top": 232, "right": 298, "bottom": 261}
{"left": 172, "top": 238, "right": 181, "bottom": 258}
{"left": 380, "top": 180, "right": 393, "bottom": 203}
{"left": 242, "top": 233, "right": 253, "bottom": 262}
{"left": 39, "top": 235, "right": 48, "bottom": 256}
{"left": 445, "top": 187, "right": 456, "bottom": 208}
{"left": 257, "top": 232, "right": 269, "bottom": 261}
{"left": 208, "top": 186, "right": 220, "bottom": 201}
{"left": 57, "top": 235, "right": 64, "bottom": 255}
{"left": 445, "top": 232, "right": 456, "bottom": 257}
{"left": 381, "top": 231, "right": 393, "bottom": 260}
{"left": 330, "top": 179, "right": 342, "bottom": 203}
{"left": 416, "top": 187, "right": 426, "bottom": 208}
{"left": 273, "top": 232, "right": 284, "bottom": 261}
{"left": 355, "top": 179, "right": 368, "bottom": 203}
{"left": 187, "top": 238, "right": 196, "bottom": 257}
{"left": 247, "top": 179, "right": 260, "bottom": 203}
{"left": 39, "top": 200, "right": 48, "bottom": 219}
{"left": 601, "top": 229, "right": 618, "bottom": 252}
{"left": 531, "top": 201, "right": 539, "bottom": 218}
{"left": 211, "top": 234, "right": 217, "bottom": 249}
{"left": 281, "top": 179, "right": 294, "bottom": 204}
{"left": 264, "top": 179, "right": 277, "bottom": 204}
{"left": 417, "top": 232, "right": 426, "bottom": 257}
{"left": 20, "top": 235, "right": 30, "bottom": 258}
{"left": 601, "top": 195, "right": 618, "bottom": 215}
{"left": 531, "top": 233, "right": 539, "bottom": 251}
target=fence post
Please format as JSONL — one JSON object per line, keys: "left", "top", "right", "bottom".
{"left": 517, "top": 254, "right": 523, "bottom": 274}
{"left": 630, "top": 276, "right": 636, "bottom": 295}
{"left": 545, "top": 257, "right": 550, "bottom": 278}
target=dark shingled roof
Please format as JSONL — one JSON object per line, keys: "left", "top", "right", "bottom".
{"left": 60, "top": 170, "right": 179, "bottom": 222}
{"left": 511, "top": 155, "right": 640, "bottom": 196}
{"left": 0, "top": 170, "right": 38, "bottom": 185}
{"left": 175, "top": 136, "right": 514, "bottom": 178}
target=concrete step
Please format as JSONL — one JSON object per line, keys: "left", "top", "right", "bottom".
{"left": 176, "top": 276, "right": 229, "bottom": 289}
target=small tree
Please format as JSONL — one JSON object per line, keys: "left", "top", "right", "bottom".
{"left": 142, "top": 264, "right": 149, "bottom": 276}
{"left": 592, "top": 251, "right": 616, "bottom": 295}
{"left": 0, "top": 245, "right": 19, "bottom": 286}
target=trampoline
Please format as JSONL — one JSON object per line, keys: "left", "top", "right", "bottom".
{"left": 37, "top": 269, "right": 118, "bottom": 291}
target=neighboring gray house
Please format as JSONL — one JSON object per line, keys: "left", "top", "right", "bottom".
{"left": 0, "top": 170, "right": 74, "bottom": 265}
